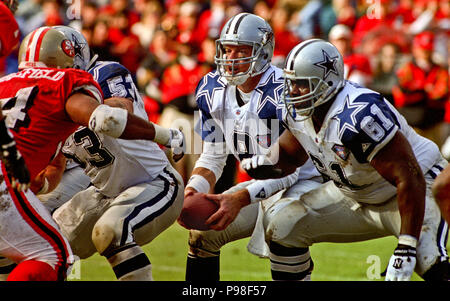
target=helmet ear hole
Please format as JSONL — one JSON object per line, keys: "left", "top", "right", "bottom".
{"left": 328, "top": 81, "right": 334, "bottom": 86}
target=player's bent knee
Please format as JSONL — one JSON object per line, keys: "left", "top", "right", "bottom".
{"left": 188, "top": 230, "right": 221, "bottom": 257}
{"left": 263, "top": 198, "right": 308, "bottom": 244}
{"left": 92, "top": 223, "right": 116, "bottom": 255}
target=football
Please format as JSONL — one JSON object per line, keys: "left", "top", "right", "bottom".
{"left": 177, "top": 192, "right": 219, "bottom": 230}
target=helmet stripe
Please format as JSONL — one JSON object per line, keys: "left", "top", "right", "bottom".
{"left": 26, "top": 27, "right": 51, "bottom": 63}
{"left": 226, "top": 13, "right": 249, "bottom": 35}
{"left": 286, "top": 39, "right": 320, "bottom": 70}
{"left": 24, "top": 29, "right": 39, "bottom": 62}
{"left": 232, "top": 13, "right": 249, "bottom": 34}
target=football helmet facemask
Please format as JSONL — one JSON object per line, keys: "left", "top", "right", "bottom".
{"left": 53, "top": 25, "right": 92, "bottom": 70}
{"left": 18, "top": 27, "right": 76, "bottom": 69}
{"left": 215, "top": 13, "right": 274, "bottom": 85}
{"left": 282, "top": 39, "right": 344, "bottom": 121}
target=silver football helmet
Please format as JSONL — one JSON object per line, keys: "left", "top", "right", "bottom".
{"left": 215, "top": 13, "right": 274, "bottom": 85}
{"left": 52, "top": 26, "right": 91, "bottom": 70}
{"left": 282, "top": 39, "right": 344, "bottom": 121}
{"left": 18, "top": 27, "right": 75, "bottom": 69}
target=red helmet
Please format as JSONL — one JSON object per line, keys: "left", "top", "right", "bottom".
{"left": 413, "top": 31, "right": 434, "bottom": 51}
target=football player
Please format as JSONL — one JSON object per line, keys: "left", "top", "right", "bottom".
{"left": 37, "top": 26, "right": 185, "bottom": 281}
{"left": 180, "top": 13, "right": 323, "bottom": 281}
{"left": 242, "top": 39, "right": 449, "bottom": 281}
{"left": 0, "top": 0, "right": 30, "bottom": 192}
{"left": 0, "top": 26, "right": 183, "bottom": 281}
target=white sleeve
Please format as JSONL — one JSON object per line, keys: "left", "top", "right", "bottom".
{"left": 246, "top": 167, "right": 300, "bottom": 203}
{"left": 193, "top": 141, "right": 229, "bottom": 183}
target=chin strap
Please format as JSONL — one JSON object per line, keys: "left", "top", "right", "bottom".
{"left": 86, "top": 53, "right": 98, "bottom": 70}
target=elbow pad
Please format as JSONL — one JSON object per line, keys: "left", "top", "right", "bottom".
{"left": 88, "top": 104, "right": 128, "bottom": 138}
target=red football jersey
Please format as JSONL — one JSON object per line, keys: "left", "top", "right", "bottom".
{"left": 0, "top": 2, "right": 20, "bottom": 57}
{"left": 0, "top": 67, "right": 103, "bottom": 178}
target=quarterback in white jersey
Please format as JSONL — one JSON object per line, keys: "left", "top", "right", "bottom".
{"left": 39, "top": 26, "right": 185, "bottom": 281}
{"left": 180, "top": 13, "right": 322, "bottom": 281}
{"left": 243, "top": 39, "right": 449, "bottom": 281}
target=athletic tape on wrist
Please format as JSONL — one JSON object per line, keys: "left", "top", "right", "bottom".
{"left": 152, "top": 123, "right": 171, "bottom": 147}
{"left": 246, "top": 181, "right": 269, "bottom": 203}
{"left": 398, "top": 234, "right": 418, "bottom": 248}
{"left": 186, "top": 174, "right": 210, "bottom": 193}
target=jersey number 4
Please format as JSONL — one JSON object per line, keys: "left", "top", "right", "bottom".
{"left": 0, "top": 86, "right": 38, "bottom": 132}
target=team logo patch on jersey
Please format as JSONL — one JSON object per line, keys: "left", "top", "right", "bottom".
{"left": 61, "top": 39, "right": 75, "bottom": 57}
{"left": 256, "top": 134, "right": 271, "bottom": 148}
{"left": 332, "top": 144, "right": 350, "bottom": 161}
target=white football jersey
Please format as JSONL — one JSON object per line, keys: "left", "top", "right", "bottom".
{"left": 279, "top": 81, "right": 442, "bottom": 204}
{"left": 62, "top": 61, "right": 168, "bottom": 197}
{"left": 196, "top": 65, "right": 319, "bottom": 179}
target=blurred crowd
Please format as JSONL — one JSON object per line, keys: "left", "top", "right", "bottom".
{"left": 0, "top": 0, "right": 449, "bottom": 185}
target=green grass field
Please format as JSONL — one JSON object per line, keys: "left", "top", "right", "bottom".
{"left": 68, "top": 223, "right": 435, "bottom": 281}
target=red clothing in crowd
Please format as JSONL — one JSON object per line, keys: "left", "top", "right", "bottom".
{"left": 273, "top": 30, "right": 301, "bottom": 59}
{"left": 160, "top": 61, "right": 211, "bottom": 105}
{"left": 343, "top": 53, "right": 372, "bottom": 81}
{"left": 0, "top": 2, "right": 20, "bottom": 58}
{"left": 393, "top": 61, "right": 449, "bottom": 109}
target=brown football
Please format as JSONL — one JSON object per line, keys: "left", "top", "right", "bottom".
{"left": 177, "top": 192, "right": 219, "bottom": 230}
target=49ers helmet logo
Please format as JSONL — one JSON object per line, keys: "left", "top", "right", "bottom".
{"left": 61, "top": 39, "right": 75, "bottom": 57}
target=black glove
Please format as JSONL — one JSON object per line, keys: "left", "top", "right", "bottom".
{"left": 0, "top": 121, "right": 30, "bottom": 191}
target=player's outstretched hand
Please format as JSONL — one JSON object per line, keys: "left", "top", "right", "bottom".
{"left": 385, "top": 243, "right": 416, "bottom": 281}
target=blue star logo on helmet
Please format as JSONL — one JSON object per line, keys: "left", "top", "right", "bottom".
{"left": 70, "top": 32, "right": 86, "bottom": 58}
{"left": 258, "top": 27, "right": 273, "bottom": 45}
{"left": 314, "top": 49, "right": 339, "bottom": 79}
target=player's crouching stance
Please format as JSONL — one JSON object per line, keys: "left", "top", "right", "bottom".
{"left": 178, "top": 13, "right": 323, "bottom": 281}
{"left": 242, "top": 39, "right": 449, "bottom": 281}
{"left": 35, "top": 26, "right": 184, "bottom": 281}
{"left": 0, "top": 27, "right": 184, "bottom": 281}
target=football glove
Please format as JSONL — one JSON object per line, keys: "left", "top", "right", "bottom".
{"left": 241, "top": 155, "right": 283, "bottom": 179}
{"left": 0, "top": 122, "right": 30, "bottom": 192}
{"left": 168, "top": 128, "right": 185, "bottom": 162}
{"left": 385, "top": 243, "right": 417, "bottom": 281}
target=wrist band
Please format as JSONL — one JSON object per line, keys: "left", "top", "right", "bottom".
{"left": 246, "top": 181, "right": 268, "bottom": 203}
{"left": 398, "top": 234, "right": 418, "bottom": 248}
{"left": 186, "top": 174, "right": 210, "bottom": 193}
{"left": 152, "top": 123, "right": 170, "bottom": 146}
{"left": 37, "top": 177, "right": 49, "bottom": 195}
